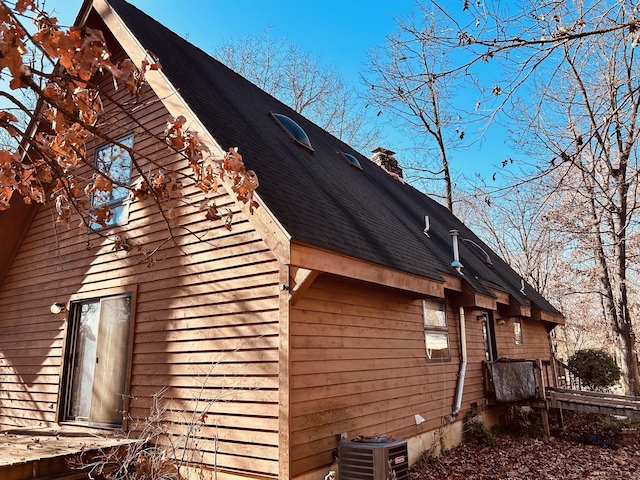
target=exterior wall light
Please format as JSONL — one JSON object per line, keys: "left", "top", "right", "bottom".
{"left": 50, "top": 302, "right": 66, "bottom": 314}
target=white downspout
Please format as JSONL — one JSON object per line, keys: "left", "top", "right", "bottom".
{"left": 451, "top": 306, "right": 468, "bottom": 419}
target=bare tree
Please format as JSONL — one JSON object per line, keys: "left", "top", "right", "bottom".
{"left": 458, "top": 184, "right": 560, "bottom": 296}
{"left": 364, "top": 8, "right": 468, "bottom": 212}
{"left": 458, "top": 180, "right": 616, "bottom": 364}
{"left": 361, "top": 0, "right": 640, "bottom": 392}
{"left": 446, "top": 0, "right": 640, "bottom": 394}
{"left": 501, "top": 2, "right": 640, "bottom": 394}
{"left": 214, "top": 29, "right": 380, "bottom": 153}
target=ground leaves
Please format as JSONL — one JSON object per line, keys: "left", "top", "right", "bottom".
{"left": 411, "top": 418, "right": 640, "bottom": 480}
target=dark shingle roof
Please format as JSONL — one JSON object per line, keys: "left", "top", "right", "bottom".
{"left": 104, "top": 0, "right": 561, "bottom": 318}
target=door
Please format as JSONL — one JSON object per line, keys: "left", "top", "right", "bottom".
{"left": 64, "top": 295, "right": 131, "bottom": 426}
{"left": 481, "top": 311, "right": 498, "bottom": 362}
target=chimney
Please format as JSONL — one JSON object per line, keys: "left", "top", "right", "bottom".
{"left": 371, "top": 147, "right": 403, "bottom": 181}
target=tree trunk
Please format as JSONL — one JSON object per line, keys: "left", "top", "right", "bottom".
{"left": 584, "top": 164, "right": 640, "bottom": 395}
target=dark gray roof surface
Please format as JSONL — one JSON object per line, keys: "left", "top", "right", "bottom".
{"left": 104, "top": 0, "right": 561, "bottom": 317}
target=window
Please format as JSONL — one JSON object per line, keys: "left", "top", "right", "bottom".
{"left": 513, "top": 318, "right": 524, "bottom": 345}
{"left": 61, "top": 294, "right": 132, "bottom": 426}
{"left": 423, "top": 300, "right": 450, "bottom": 360}
{"left": 339, "top": 151, "right": 363, "bottom": 170}
{"left": 91, "top": 134, "right": 134, "bottom": 229}
{"left": 271, "top": 113, "right": 314, "bottom": 151}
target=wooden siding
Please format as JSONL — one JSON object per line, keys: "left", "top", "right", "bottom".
{"left": 291, "top": 274, "right": 489, "bottom": 476}
{"left": 495, "top": 317, "right": 552, "bottom": 361}
{"left": 0, "top": 19, "right": 280, "bottom": 478}
{"left": 288, "top": 274, "right": 555, "bottom": 476}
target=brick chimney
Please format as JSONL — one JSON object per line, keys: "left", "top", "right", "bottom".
{"left": 371, "top": 147, "right": 403, "bottom": 181}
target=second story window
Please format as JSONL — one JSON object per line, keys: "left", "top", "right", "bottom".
{"left": 513, "top": 318, "right": 524, "bottom": 345}
{"left": 423, "top": 300, "right": 450, "bottom": 360}
{"left": 91, "top": 134, "right": 134, "bottom": 229}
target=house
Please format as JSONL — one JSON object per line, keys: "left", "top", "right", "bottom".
{"left": 0, "top": 0, "right": 564, "bottom": 478}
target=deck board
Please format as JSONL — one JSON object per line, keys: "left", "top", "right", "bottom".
{"left": 0, "top": 427, "right": 138, "bottom": 480}
{"left": 547, "top": 387, "right": 640, "bottom": 419}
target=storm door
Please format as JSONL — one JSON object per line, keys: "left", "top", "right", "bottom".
{"left": 63, "top": 295, "right": 131, "bottom": 426}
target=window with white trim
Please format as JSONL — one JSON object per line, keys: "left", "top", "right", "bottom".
{"left": 423, "top": 300, "right": 450, "bottom": 360}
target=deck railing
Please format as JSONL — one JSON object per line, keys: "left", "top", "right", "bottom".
{"left": 541, "top": 356, "right": 608, "bottom": 392}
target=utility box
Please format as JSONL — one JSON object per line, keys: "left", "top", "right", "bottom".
{"left": 338, "top": 438, "right": 408, "bottom": 480}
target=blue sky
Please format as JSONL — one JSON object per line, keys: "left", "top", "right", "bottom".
{"left": 49, "top": 0, "right": 511, "bottom": 185}
{"left": 53, "top": 0, "right": 414, "bottom": 86}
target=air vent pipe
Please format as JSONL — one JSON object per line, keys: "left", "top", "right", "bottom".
{"left": 450, "top": 230, "right": 464, "bottom": 274}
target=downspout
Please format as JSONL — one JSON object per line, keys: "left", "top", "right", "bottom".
{"left": 449, "top": 229, "right": 467, "bottom": 418}
{"left": 451, "top": 306, "right": 468, "bottom": 419}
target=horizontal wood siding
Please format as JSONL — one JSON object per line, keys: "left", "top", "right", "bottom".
{"left": 289, "top": 274, "right": 495, "bottom": 476}
{"left": 496, "top": 318, "right": 552, "bottom": 361}
{"left": 0, "top": 22, "right": 280, "bottom": 477}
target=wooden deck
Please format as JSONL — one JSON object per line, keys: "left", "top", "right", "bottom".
{"left": 0, "top": 427, "right": 136, "bottom": 480}
{"left": 484, "top": 359, "right": 640, "bottom": 436}
{"left": 547, "top": 387, "right": 640, "bottom": 419}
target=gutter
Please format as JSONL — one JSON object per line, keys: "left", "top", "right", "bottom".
{"left": 451, "top": 306, "right": 468, "bottom": 419}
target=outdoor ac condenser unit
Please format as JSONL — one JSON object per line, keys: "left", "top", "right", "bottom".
{"left": 338, "top": 438, "right": 409, "bottom": 480}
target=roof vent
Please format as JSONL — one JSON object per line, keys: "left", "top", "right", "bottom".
{"left": 371, "top": 147, "right": 403, "bottom": 181}
{"left": 423, "top": 216, "right": 430, "bottom": 237}
{"left": 450, "top": 229, "right": 464, "bottom": 274}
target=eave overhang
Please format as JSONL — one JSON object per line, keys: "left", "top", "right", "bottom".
{"left": 289, "top": 242, "right": 445, "bottom": 299}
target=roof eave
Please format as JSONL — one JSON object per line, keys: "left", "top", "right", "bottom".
{"left": 289, "top": 241, "right": 446, "bottom": 298}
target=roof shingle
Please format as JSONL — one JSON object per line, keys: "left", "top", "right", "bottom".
{"left": 104, "top": 0, "right": 561, "bottom": 318}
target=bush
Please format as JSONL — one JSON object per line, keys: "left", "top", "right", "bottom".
{"left": 495, "top": 405, "right": 546, "bottom": 439}
{"left": 463, "top": 412, "right": 496, "bottom": 446}
{"left": 568, "top": 349, "right": 621, "bottom": 391}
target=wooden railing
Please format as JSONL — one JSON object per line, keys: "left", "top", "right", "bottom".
{"left": 541, "top": 357, "right": 605, "bottom": 392}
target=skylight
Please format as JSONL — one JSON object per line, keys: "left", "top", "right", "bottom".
{"left": 271, "top": 113, "right": 313, "bottom": 151}
{"left": 339, "top": 151, "right": 363, "bottom": 170}
{"left": 462, "top": 238, "right": 493, "bottom": 266}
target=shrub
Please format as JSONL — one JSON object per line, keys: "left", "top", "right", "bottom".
{"left": 495, "top": 405, "right": 546, "bottom": 439}
{"left": 568, "top": 349, "right": 621, "bottom": 391}
{"left": 463, "top": 412, "right": 496, "bottom": 446}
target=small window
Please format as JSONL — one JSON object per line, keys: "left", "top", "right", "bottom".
{"left": 271, "top": 113, "right": 313, "bottom": 151}
{"left": 462, "top": 238, "right": 493, "bottom": 266}
{"left": 423, "top": 300, "right": 450, "bottom": 360}
{"left": 339, "top": 151, "right": 363, "bottom": 170}
{"left": 61, "top": 294, "right": 132, "bottom": 427}
{"left": 513, "top": 318, "right": 524, "bottom": 345}
{"left": 91, "top": 134, "right": 134, "bottom": 229}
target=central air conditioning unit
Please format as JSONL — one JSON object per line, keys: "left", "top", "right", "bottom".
{"left": 338, "top": 438, "right": 408, "bottom": 480}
